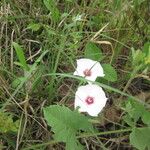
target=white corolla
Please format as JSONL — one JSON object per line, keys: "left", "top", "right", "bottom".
{"left": 74, "top": 58, "right": 104, "bottom": 83}
{"left": 74, "top": 84, "right": 107, "bottom": 117}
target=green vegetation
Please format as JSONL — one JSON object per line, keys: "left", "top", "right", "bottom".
{"left": 0, "top": 0, "right": 149, "bottom": 149}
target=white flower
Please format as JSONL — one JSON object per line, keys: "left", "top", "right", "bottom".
{"left": 73, "top": 58, "right": 104, "bottom": 82}
{"left": 75, "top": 84, "right": 107, "bottom": 117}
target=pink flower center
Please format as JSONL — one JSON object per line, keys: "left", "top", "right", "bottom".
{"left": 85, "top": 96, "right": 94, "bottom": 105}
{"left": 83, "top": 69, "right": 92, "bottom": 76}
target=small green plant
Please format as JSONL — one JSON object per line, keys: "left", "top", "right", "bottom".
{"left": 44, "top": 105, "right": 93, "bottom": 150}
{"left": 121, "top": 42, "right": 150, "bottom": 94}
{"left": 0, "top": 112, "right": 19, "bottom": 133}
{"left": 123, "top": 98, "right": 150, "bottom": 150}
{"left": 12, "top": 42, "right": 29, "bottom": 71}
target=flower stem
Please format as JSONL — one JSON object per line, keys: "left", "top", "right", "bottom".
{"left": 77, "top": 128, "right": 132, "bottom": 138}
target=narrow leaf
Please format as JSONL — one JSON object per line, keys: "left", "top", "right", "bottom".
{"left": 43, "top": 0, "right": 60, "bottom": 22}
{"left": 27, "top": 23, "right": 41, "bottom": 31}
{"left": 12, "top": 42, "right": 29, "bottom": 71}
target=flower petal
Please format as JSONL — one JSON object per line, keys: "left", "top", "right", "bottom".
{"left": 74, "top": 84, "right": 107, "bottom": 117}
{"left": 74, "top": 58, "right": 104, "bottom": 82}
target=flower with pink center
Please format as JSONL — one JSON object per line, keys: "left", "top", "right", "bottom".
{"left": 85, "top": 96, "right": 94, "bottom": 105}
{"left": 73, "top": 58, "right": 105, "bottom": 83}
{"left": 75, "top": 84, "right": 107, "bottom": 117}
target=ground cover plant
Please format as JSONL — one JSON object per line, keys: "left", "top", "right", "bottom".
{"left": 0, "top": 0, "right": 150, "bottom": 149}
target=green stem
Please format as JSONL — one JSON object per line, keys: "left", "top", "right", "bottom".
{"left": 118, "top": 65, "right": 143, "bottom": 101}
{"left": 78, "top": 128, "right": 132, "bottom": 138}
{"left": 22, "top": 128, "right": 132, "bottom": 150}
{"left": 43, "top": 73, "right": 150, "bottom": 107}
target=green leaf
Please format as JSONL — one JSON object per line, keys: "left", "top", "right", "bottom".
{"left": 66, "top": 139, "right": 83, "bottom": 150}
{"left": 131, "top": 48, "right": 145, "bottom": 66}
{"left": 12, "top": 42, "right": 29, "bottom": 71}
{"left": 102, "top": 64, "right": 117, "bottom": 82}
{"left": 0, "top": 112, "right": 19, "bottom": 133}
{"left": 130, "top": 127, "right": 150, "bottom": 150}
{"left": 43, "top": 105, "right": 93, "bottom": 150}
{"left": 124, "top": 99, "right": 145, "bottom": 122}
{"left": 123, "top": 98, "right": 150, "bottom": 126}
{"left": 27, "top": 23, "right": 41, "bottom": 31}
{"left": 142, "top": 111, "right": 150, "bottom": 125}
{"left": 143, "top": 42, "right": 150, "bottom": 65}
{"left": 85, "top": 42, "right": 103, "bottom": 61}
{"left": 11, "top": 77, "right": 25, "bottom": 88}
{"left": 43, "top": 0, "right": 60, "bottom": 22}
{"left": 143, "top": 42, "right": 150, "bottom": 55}
{"left": 123, "top": 115, "right": 135, "bottom": 127}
